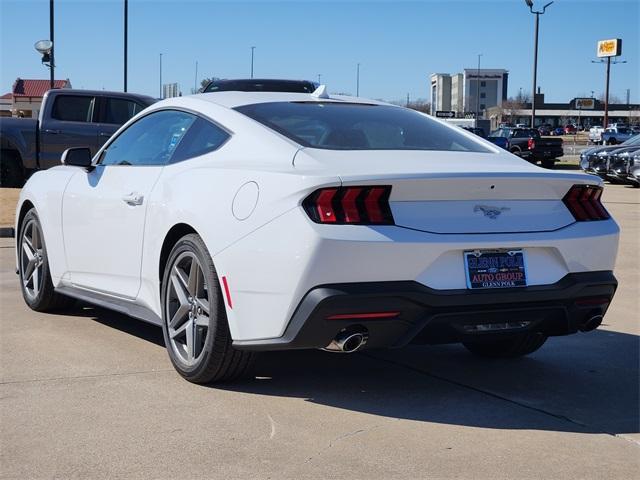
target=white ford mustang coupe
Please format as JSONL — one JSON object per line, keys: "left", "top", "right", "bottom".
{"left": 15, "top": 87, "right": 619, "bottom": 383}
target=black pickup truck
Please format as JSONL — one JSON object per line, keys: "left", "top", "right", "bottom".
{"left": 489, "top": 127, "right": 563, "bottom": 168}
{"left": 0, "top": 89, "right": 155, "bottom": 186}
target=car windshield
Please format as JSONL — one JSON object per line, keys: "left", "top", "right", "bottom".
{"left": 235, "top": 102, "right": 492, "bottom": 152}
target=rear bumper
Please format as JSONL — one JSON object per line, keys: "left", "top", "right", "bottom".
{"left": 233, "top": 271, "right": 617, "bottom": 351}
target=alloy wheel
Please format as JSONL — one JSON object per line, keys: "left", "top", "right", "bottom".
{"left": 165, "top": 251, "right": 211, "bottom": 366}
{"left": 20, "top": 219, "right": 45, "bottom": 301}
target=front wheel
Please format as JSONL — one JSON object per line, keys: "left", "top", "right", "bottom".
{"left": 161, "top": 233, "right": 254, "bottom": 384}
{"left": 463, "top": 332, "right": 547, "bottom": 358}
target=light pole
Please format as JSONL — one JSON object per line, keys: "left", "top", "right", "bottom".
{"left": 475, "top": 53, "right": 482, "bottom": 128}
{"left": 194, "top": 61, "right": 198, "bottom": 93}
{"left": 524, "top": 0, "right": 553, "bottom": 128}
{"left": 49, "top": 0, "right": 54, "bottom": 88}
{"left": 591, "top": 58, "right": 626, "bottom": 128}
{"left": 356, "top": 63, "right": 360, "bottom": 96}
{"left": 317, "top": 74, "right": 322, "bottom": 84}
{"left": 124, "top": 0, "right": 128, "bottom": 91}
{"left": 159, "top": 53, "right": 163, "bottom": 98}
{"left": 250, "top": 46, "right": 256, "bottom": 78}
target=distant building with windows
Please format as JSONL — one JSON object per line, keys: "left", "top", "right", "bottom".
{"left": 430, "top": 69, "right": 508, "bottom": 118}
{"left": 0, "top": 78, "right": 71, "bottom": 118}
{"left": 162, "top": 83, "right": 180, "bottom": 99}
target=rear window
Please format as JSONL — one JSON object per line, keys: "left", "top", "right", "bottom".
{"left": 51, "top": 95, "right": 95, "bottom": 122}
{"left": 235, "top": 102, "right": 492, "bottom": 152}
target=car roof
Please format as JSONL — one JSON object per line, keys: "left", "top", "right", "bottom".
{"left": 161, "top": 91, "right": 388, "bottom": 110}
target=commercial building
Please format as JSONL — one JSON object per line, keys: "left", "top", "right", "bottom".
{"left": 0, "top": 78, "right": 71, "bottom": 118}
{"left": 430, "top": 69, "right": 508, "bottom": 117}
{"left": 486, "top": 93, "right": 640, "bottom": 129}
{"left": 162, "top": 83, "right": 180, "bottom": 99}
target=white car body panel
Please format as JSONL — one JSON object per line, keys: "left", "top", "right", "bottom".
{"left": 15, "top": 90, "right": 620, "bottom": 346}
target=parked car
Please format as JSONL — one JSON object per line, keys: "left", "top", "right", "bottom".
{"left": 462, "top": 126, "right": 508, "bottom": 150}
{"left": 606, "top": 146, "right": 640, "bottom": 185}
{"left": 203, "top": 78, "right": 318, "bottom": 93}
{"left": 564, "top": 124, "right": 577, "bottom": 135}
{"left": 589, "top": 126, "right": 604, "bottom": 144}
{"left": 601, "top": 126, "right": 636, "bottom": 145}
{"left": 538, "top": 125, "right": 552, "bottom": 136}
{"left": 489, "top": 127, "right": 563, "bottom": 168}
{"left": 551, "top": 127, "right": 565, "bottom": 136}
{"left": 0, "top": 89, "right": 156, "bottom": 187}
{"left": 579, "top": 134, "right": 640, "bottom": 176}
{"left": 626, "top": 150, "right": 640, "bottom": 187}
{"left": 15, "top": 89, "right": 619, "bottom": 384}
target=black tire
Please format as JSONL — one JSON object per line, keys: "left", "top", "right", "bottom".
{"left": 161, "top": 233, "right": 254, "bottom": 384}
{"left": 541, "top": 159, "right": 555, "bottom": 169}
{"left": 18, "top": 209, "right": 75, "bottom": 312}
{"left": 463, "top": 332, "right": 547, "bottom": 358}
{"left": 0, "top": 150, "right": 25, "bottom": 188}
{"left": 607, "top": 139, "right": 617, "bottom": 145}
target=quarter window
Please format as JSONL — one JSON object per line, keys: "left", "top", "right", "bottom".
{"left": 51, "top": 95, "right": 95, "bottom": 122}
{"left": 103, "top": 98, "right": 144, "bottom": 125}
{"left": 100, "top": 110, "right": 196, "bottom": 166}
{"left": 170, "top": 117, "right": 230, "bottom": 163}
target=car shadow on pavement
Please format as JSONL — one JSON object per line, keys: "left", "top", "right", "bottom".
{"left": 70, "top": 302, "right": 638, "bottom": 437}
{"left": 221, "top": 329, "right": 639, "bottom": 437}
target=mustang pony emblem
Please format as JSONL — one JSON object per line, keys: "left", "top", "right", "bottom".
{"left": 474, "top": 205, "right": 510, "bottom": 219}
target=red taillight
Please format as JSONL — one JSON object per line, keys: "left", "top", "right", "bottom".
{"left": 303, "top": 186, "right": 394, "bottom": 225}
{"left": 528, "top": 138, "right": 536, "bottom": 150}
{"left": 562, "top": 184, "right": 609, "bottom": 221}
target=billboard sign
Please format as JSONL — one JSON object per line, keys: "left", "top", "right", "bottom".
{"left": 597, "top": 38, "right": 622, "bottom": 58}
{"left": 575, "top": 98, "right": 595, "bottom": 110}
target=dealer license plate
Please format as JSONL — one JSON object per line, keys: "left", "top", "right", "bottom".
{"left": 464, "top": 250, "right": 527, "bottom": 289}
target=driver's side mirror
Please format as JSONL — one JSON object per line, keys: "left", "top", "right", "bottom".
{"left": 61, "top": 147, "right": 93, "bottom": 170}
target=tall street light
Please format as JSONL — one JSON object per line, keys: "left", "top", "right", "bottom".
{"left": 356, "top": 63, "right": 360, "bottom": 96}
{"left": 124, "top": 0, "right": 128, "bottom": 92}
{"left": 475, "top": 53, "right": 482, "bottom": 128}
{"left": 49, "top": 0, "right": 54, "bottom": 88}
{"left": 524, "top": 0, "right": 553, "bottom": 128}
{"left": 250, "top": 46, "right": 256, "bottom": 78}
{"left": 159, "top": 53, "right": 163, "bottom": 99}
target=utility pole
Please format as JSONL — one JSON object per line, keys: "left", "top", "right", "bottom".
{"left": 250, "top": 46, "right": 256, "bottom": 78}
{"left": 591, "top": 57, "right": 626, "bottom": 128}
{"left": 525, "top": 0, "right": 554, "bottom": 128}
{"left": 356, "top": 63, "right": 360, "bottom": 96}
{"left": 159, "top": 53, "right": 163, "bottom": 99}
{"left": 407, "top": 93, "right": 410, "bottom": 107}
{"left": 49, "top": 0, "right": 54, "bottom": 89}
{"left": 317, "top": 74, "right": 322, "bottom": 84}
{"left": 475, "top": 53, "right": 482, "bottom": 128}
{"left": 124, "top": 0, "right": 128, "bottom": 91}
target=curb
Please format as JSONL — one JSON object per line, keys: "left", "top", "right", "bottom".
{"left": 0, "top": 227, "right": 15, "bottom": 238}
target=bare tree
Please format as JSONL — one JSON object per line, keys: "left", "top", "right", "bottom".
{"left": 406, "top": 99, "right": 431, "bottom": 114}
{"left": 597, "top": 92, "right": 623, "bottom": 105}
{"left": 198, "top": 77, "right": 220, "bottom": 92}
{"left": 498, "top": 97, "right": 526, "bottom": 125}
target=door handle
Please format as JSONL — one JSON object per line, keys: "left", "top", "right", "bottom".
{"left": 122, "top": 193, "right": 144, "bottom": 206}
{"left": 44, "top": 129, "right": 62, "bottom": 134}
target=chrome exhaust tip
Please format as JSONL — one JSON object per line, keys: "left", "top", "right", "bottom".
{"left": 322, "top": 328, "right": 369, "bottom": 353}
{"left": 580, "top": 314, "right": 603, "bottom": 332}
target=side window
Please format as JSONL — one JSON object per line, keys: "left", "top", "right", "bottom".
{"left": 100, "top": 110, "right": 196, "bottom": 166}
{"left": 170, "top": 117, "right": 230, "bottom": 163}
{"left": 51, "top": 95, "right": 95, "bottom": 122}
{"left": 103, "top": 98, "right": 144, "bottom": 125}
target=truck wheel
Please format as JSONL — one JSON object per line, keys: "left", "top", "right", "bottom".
{"left": 463, "top": 332, "right": 547, "bottom": 358}
{"left": 607, "top": 139, "right": 617, "bottom": 145}
{"left": 0, "top": 150, "right": 25, "bottom": 188}
{"left": 541, "top": 159, "right": 555, "bottom": 169}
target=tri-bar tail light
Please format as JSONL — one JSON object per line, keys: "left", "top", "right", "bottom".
{"left": 303, "top": 186, "right": 394, "bottom": 225}
{"left": 562, "top": 184, "right": 610, "bottom": 221}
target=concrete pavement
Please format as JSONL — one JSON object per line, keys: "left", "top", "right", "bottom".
{"left": 1, "top": 184, "right": 638, "bottom": 479}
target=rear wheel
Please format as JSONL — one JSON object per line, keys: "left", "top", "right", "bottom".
{"left": 18, "top": 209, "right": 75, "bottom": 311}
{"left": 541, "top": 159, "right": 555, "bottom": 169}
{"left": 463, "top": 332, "right": 547, "bottom": 358}
{"left": 0, "top": 150, "right": 25, "bottom": 188}
{"left": 161, "top": 233, "right": 254, "bottom": 384}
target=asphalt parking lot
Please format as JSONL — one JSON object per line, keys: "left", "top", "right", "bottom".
{"left": 1, "top": 183, "right": 638, "bottom": 479}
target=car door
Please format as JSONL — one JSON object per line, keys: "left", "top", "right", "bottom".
{"left": 62, "top": 109, "right": 197, "bottom": 298}
{"left": 39, "top": 94, "right": 100, "bottom": 169}
{"left": 96, "top": 96, "right": 147, "bottom": 148}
